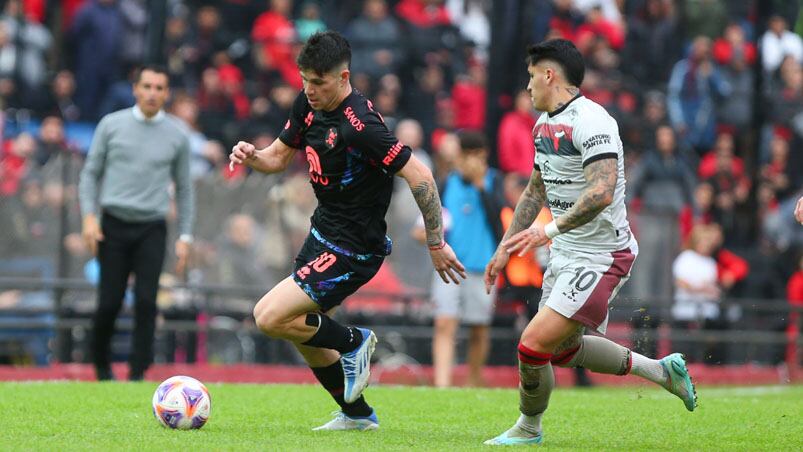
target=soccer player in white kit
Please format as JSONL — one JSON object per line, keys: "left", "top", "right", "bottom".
{"left": 483, "top": 39, "right": 697, "bottom": 446}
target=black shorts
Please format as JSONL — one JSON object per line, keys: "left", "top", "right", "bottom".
{"left": 292, "top": 228, "right": 388, "bottom": 311}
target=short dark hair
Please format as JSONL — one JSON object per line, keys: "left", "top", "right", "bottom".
{"left": 526, "top": 39, "right": 585, "bottom": 87}
{"left": 297, "top": 31, "right": 351, "bottom": 75}
{"left": 458, "top": 130, "right": 487, "bottom": 153}
{"left": 135, "top": 64, "right": 170, "bottom": 84}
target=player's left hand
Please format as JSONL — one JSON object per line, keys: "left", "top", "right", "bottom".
{"left": 429, "top": 242, "right": 467, "bottom": 284}
{"left": 175, "top": 239, "right": 192, "bottom": 276}
{"left": 483, "top": 248, "right": 510, "bottom": 294}
{"left": 795, "top": 196, "right": 803, "bottom": 225}
{"left": 503, "top": 224, "right": 549, "bottom": 257}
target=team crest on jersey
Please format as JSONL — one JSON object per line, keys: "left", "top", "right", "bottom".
{"left": 533, "top": 123, "right": 578, "bottom": 156}
{"left": 325, "top": 128, "right": 338, "bottom": 149}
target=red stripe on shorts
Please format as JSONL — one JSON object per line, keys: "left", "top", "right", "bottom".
{"left": 571, "top": 248, "right": 635, "bottom": 330}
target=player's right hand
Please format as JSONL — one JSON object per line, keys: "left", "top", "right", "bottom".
{"left": 484, "top": 248, "right": 510, "bottom": 294}
{"left": 81, "top": 214, "right": 104, "bottom": 256}
{"left": 229, "top": 141, "right": 256, "bottom": 170}
{"left": 503, "top": 224, "right": 549, "bottom": 257}
{"left": 429, "top": 242, "right": 467, "bottom": 284}
{"left": 795, "top": 196, "right": 803, "bottom": 225}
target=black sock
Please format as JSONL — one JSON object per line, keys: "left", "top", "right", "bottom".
{"left": 302, "top": 313, "right": 363, "bottom": 354}
{"left": 311, "top": 360, "right": 373, "bottom": 417}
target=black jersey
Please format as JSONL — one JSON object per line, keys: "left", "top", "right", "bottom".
{"left": 278, "top": 89, "right": 412, "bottom": 255}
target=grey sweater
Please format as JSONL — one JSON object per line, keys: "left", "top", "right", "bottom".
{"left": 79, "top": 107, "right": 194, "bottom": 236}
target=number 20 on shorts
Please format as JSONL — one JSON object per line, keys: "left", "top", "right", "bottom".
{"left": 296, "top": 252, "right": 338, "bottom": 280}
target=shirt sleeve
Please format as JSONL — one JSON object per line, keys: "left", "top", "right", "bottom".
{"left": 78, "top": 115, "right": 110, "bottom": 217}
{"left": 672, "top": 252, "right": 686, "bottom": 280}
{"left": 346, "top": 109, "right": 411, "bottom": 175}
{"left": 277, "top": 90, "right": 308, "bottom": 149}
{"left": 572, "top": 108, "right": 620, "bottom": 168}
{"left": 172, "top": 132, "right": 195, "bottom": 236}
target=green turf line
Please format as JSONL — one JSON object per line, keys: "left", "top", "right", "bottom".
{"left": 0, "top": 383, "right": 800, "bottom": 451}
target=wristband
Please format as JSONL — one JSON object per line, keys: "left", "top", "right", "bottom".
{"left": 544, "top": 220, "right": 561, "bottom": 239}
{"left": 428, "top": 241, "right": 446, "bottom": 251}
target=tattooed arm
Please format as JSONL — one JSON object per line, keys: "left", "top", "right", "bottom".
{"left": 484, "top": 168, "right": 547, "bottom": 292}
{"left": 502, "top": 169, "right": 548, "bottom": 242}
{"left": 398, "top": 155, "right": 443, "bottom": 247}
{"left": 398, "top": 155, "right": 466, "bottom": 283}
{"left": 498, "top": 158, "right": 617, "bottom": 289}
{"left": 554, "top": 157, "right": 617, "bottom": 233}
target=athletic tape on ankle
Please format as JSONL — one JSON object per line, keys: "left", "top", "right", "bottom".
{"left": 622, "top": 350, "right": 633, "bottom": 376}
{"left": 305, "top": 313, "right": 322, "bottom": 329}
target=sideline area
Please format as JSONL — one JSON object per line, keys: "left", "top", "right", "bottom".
{"left": 0, "top": 362, "right": 799, "bottom": 387}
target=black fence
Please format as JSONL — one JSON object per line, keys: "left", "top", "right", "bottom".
{"left": 0, "top": 277, "right": 801, "bottom": 370}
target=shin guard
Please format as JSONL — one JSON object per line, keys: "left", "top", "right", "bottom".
{"left": 517, "top": 343, "right": 555, "bottom": 416}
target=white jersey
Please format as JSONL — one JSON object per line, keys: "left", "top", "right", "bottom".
{"left": 533, "top": 95, "right": 632, "bottom": 253}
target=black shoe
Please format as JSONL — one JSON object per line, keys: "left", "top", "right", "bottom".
{"left": 575, "top": 375, "right": 594, "bottom": 387}
{"left": 129, "top": 368, "right": 146, "bottom": 381}
{"left": 96, "top": 367, "right": 115, "bottom": 381}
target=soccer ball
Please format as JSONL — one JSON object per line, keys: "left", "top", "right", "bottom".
{"left": 152, "top": 375, "right": 211, "bottom": 430}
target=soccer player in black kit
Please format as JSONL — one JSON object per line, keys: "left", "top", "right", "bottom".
{"left": 229, "top": 31, "right": 466, "bottom": 431}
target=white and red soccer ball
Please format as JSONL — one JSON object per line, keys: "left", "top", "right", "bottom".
{"left": 152, "top": 376, "right": 211, "bottom": 430}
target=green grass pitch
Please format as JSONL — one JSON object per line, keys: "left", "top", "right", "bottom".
{"left": 0, "top": 382, "right": 800, "bottom": 450}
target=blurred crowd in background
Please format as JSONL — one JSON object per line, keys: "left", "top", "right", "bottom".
{"left": 0, "top": 0, "right": 802, "bottom": 367}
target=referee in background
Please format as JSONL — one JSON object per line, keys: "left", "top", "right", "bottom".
{"left": 79, "top": 65, "right": 194, "bottom": 381}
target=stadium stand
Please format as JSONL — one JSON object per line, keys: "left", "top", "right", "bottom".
{"left": 0, "top": 0, "right": 801, "bottom": 384}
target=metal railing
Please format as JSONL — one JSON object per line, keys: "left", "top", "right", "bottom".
{"left": 0, "top": 277, "right": 801, "bottom": 368}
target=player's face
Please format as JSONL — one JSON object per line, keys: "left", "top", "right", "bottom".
{"left": 133, "top": 70, "right": 169, "bottom": 117}
{"left": 526, "top": 63, "right": 549, "bottom": 111}
{"left": 301, "top": 67, "right": 349, "bottom": 111}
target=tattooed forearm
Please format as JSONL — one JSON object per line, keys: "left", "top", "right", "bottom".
{"left": 556, "top": 158, "right": 617, "bottom": 233}
{"left": 502, "top": 170, "right": 548, "bottom": 242}
{"left": 412, "top": 180, "right": 444, "bottom": 246}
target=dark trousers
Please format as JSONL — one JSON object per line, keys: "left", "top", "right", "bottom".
{"left": 92, "top": 213, "right": 166, "bottom": 376}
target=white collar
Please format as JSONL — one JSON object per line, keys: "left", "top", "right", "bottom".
{"left": 132, "top": 105, "right": 165, "bottom": 123}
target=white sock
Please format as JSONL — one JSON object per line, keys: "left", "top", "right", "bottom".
{"left": 514, "top": 413, "right": 542, "bottom": 436}
{"left": 629, "top": 352, "right": 667, "bottom": 385}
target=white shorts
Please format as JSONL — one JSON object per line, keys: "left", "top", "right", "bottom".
{"left": 539, "top": 240, "right": 638, "bottom": 334}
{"left": 431, "top": 272, "right": 495, "bottom": 325}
